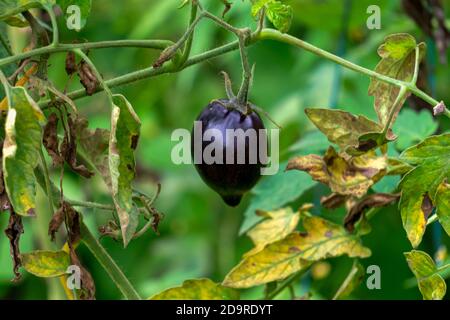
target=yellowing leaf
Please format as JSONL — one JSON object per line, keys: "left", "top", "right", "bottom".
{"left": 21, "top": 250, "right": 70, "bottom": 278}
{"left": 436, "top": 180, "right": 450, "bottom": 237}
{"left": 149, "top": 279, "right": 239, "bottom": 300}
{"left": 404, "top": 250, "right": 447, "bottom": 300}
{"left": 369, "top": 34, "right": 426, "bottom": 126}
{"left": 2, "top": 86, "right": 45, "bottom": 216}
{"left": 287, "top": 147, "right": 387, "bottom": 198}
{"left": 399, "top": 134, "right": 450, "bottom": 247}
{"left": 305, "top": 108, "right": 396, "bottom": 156}
{"left": 223, "top": 213, "right": 371, "bottom": 288}
{"left": 245, "top": 207, "right": 300, "bottom": 257}
{"left": 109, "top": 94, "right": 141, "bottom": 247}
{"left": 251, "top": 0, "right": 293, "bottom": 33}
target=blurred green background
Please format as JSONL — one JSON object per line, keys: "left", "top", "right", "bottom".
{"left": 1, "top": 0, "right": 449, "bottom": 300}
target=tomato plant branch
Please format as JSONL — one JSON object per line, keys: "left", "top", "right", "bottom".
{"left": 266, "top": 269, "right": 306, "bottom": 300}
{"left": 28, "top": 28, "right": 446, "bottom": 119}
{"left": 80, "top": 222, "right": 142, "bottom": 300}
{"left": 179, "top": 2, "right": 199, "bottom": 66}
{"left": 44, "top": 5, "right": 59, "bottom": 46}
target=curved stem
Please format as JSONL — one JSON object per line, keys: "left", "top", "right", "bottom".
{"left": 44, "top": 4, "right": 59, "bottom": 46}
{"left": 80, "top": 222, "right": 142, "bottom": 300}
{"left": 179, "top": 2, "right": 199, "bottom": 66}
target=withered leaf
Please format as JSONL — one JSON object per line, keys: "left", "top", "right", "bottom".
{"left": 344, "top": 193, "right": 400, "bottom": 232}
{"left": 49, "top": 201, "right": 81, "bottom": 244}
{"left": 77, "top": 60, "right": 99, "bottom": 96}
{"left": 43, "top": 112, "right": 63, "bottom": 166}
{"left": 65, "top": 51, "right": 77, "bottom": 75}
{"left": 321, "top": 193, "right": 348, "bottom": 210}
{"left": 61, "top": 116, "right": 94, "bottom": 178}
{"left": 287, "top": 147, "right": 387, "bottom": 198}
{"left": 69, "top": 249, "right": 96, "bottom": 300}
{"left": 4, "top": 211, "right": 24, "bottom": 281}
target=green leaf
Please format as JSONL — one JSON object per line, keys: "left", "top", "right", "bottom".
{"left": 245, "top": 207, "right": 300, "bottom": 257}
{"left": 240, "top": 162, "right": 316, "bottom": 234}
{"left": 305, "top": 108, "right": 396, "bottom": 155}
{"left": 0, "top": 0, "right": 55, "bottom": 20}
{"left": 150, "top": 279, "right": 239, "bottom": 300}
{"left": 333, "top": 260, "right": 365, "bottom": 300}
{"left": 2, "top": 86, "right": 45, "bottom": 216}
{"left": 404, "top": 250, "right": 447, "bottom": 300}
{"left": 287, "top": 147, "right": 387, "bottom": 198}
{"left": 393, "top": 109, "right": 438, "bottom": 151}
{"left": 398, "top": 134, "right": 450, "bottom": 247}
{"left": 369, "top": 34, "right": 426, "bottom": 126}
{"left": 21, "top": 250, "right": 70, "bottom": 278}
{"left": 56, "top": 0, "right": 91, "bottom": 30}
{"left": 251, "top": 0, "right": 293, "bottom": 33}
{"left": 224, "top": 213, "right": 371, "bottom": 288}
{"left": 109, "top": 94, "right": 141, "bottom": 247}
{"left": 435, "top": 180, "right": 450, "bottom": 237}
{"left": 266, "top": 1, "right": 293, "bottom": 33}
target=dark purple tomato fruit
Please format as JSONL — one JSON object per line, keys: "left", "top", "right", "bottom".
{"left": 191, "top": 100, "right": 266, "bottom": 207}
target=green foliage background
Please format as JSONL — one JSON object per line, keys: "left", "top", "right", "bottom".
{"left": 0, "top": 0, "right": 449, "bottom": 299}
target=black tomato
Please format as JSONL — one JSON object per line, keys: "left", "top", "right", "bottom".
{"left": 191, "top": 100, "right": 266, "bottom": 207}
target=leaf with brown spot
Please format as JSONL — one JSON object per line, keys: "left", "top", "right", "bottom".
{"left": 369, "top": 34, "right": 426, "bottom": 126}
{"left": 4, "top": 211, "right": 23, "bottom": 281}
{"left": 48, "top": 205, "right": 64, "bottom": 242}
{"left": 305, "top": 108, "right": 396, "bottom": 156}
{"left": 398, "top": 134, "right": 449, "bottom": 247}
{"left": 43, "top": 112, "right": 63, "bottom": 166}
{"left": 245, "top": 207, "right": 300, "bottom": 257}
{"left": 223, "top": 213, "right": 371, "bottom": 288}
{"left": 109, "top": 94, "right": 141, "bottom": 247}
{"left": 287, "top": 147, "right": 387, "bottom": 198}
{"left": 344, "top": 193, "right": 400, "bottom": 232}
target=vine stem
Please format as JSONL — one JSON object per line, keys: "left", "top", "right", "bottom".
{"left": 21, "top": 28, "right": 446, "bottom": 118}
{"left": 45, "top": 4, "right": 59, "bottom": 46}
{"left": 0, "top": 40, "right": 173, "bottom": 67}
{"left": 80, "top": 222, "right": 142, "bottom": 300}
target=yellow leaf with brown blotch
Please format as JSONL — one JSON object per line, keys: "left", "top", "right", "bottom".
{"left": 287, "top": 147, "right": 387, "bottom": 198}
{"left": 149, "top": 279, "right": 239, "bottom": 300}
{"left": 223, "top": 213, "right": 371, "bottom": 288}
{"left": 245, "top": 207, "right": 300, "bottom": 257}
